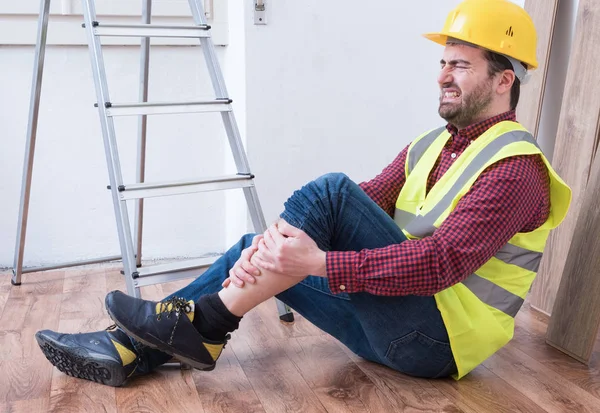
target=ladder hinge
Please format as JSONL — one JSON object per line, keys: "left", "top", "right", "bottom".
{"left": 132, "top": 271, "right": 140, "bottom": 279}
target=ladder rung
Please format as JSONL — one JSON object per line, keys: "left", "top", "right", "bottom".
{"left": 134, "top": 256, "right": 219, "bottom": 288}
{"left": 90, "top": 22, "right": 211, "bottom": 38}
{"left": 116, "top": 174, "right": 255, "bottom": 200}
{"left": 103, "top": 99, "right": 232, "bottom": 117}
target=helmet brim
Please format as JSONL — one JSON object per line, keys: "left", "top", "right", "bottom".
{"left": 422, "top": 31, "right": 538, "bottom": 70}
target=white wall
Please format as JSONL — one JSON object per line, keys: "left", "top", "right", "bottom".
{"left": 0, "top": 6, "right": 245, "bottom": 267}
{"left": 245, "top": 0, "right": 527, "bottom": 223}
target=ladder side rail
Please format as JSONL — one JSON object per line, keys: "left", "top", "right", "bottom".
{"left": 12, "top": 0, "right": 53, "bottom": 286}
{"left": 135, "top": 0, "right": 152, "bottom": 267}
{"left": 80, "top": 0, "right": 139, "bottom": 296}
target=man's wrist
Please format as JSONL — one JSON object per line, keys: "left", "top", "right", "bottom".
{"left": 312, "top": 250, "right": 328, "bottom": 277}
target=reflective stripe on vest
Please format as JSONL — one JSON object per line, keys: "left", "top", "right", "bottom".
{"left": 462, "top": 273, "right": 524, "bottom": 317}
{"left": 403, "top": 130, "right": 541, "bottom": 238}
{"left": 396, "top": 129, "right": 541, "bottom": 317}
{"left": 407, "top": 126, "right": 447, "bottom": 175}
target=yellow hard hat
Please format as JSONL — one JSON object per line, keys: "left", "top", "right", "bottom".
{"left": 423, "top": 0, "right": 538, "bottom": 70}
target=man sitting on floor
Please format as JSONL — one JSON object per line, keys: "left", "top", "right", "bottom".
{"left": 36, "top": 0, "right": 571, "bottom": 386}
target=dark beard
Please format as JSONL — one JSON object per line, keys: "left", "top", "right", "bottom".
{"left": 438, "top": 79, "right": 494, "bottom": 128}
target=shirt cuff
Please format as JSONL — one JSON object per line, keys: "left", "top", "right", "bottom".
{"left": 326, "top": 251, "right": 364, "bottom": 294}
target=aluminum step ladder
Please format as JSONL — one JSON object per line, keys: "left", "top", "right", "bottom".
{"left": 12, "top": 0, "right": 295, "bottom": 323}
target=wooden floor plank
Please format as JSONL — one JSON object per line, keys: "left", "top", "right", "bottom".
{"left": 511, "top": 305, "right": 600, "bottom": 400}
{"left": 0, "top": 281, "right": 10, "bottom": 321}
{"left": 115, "top": 369, "right": 203, "bottom": 413}
{"left": 431, "top": 365, "right": 546, "bottom": 413}
{"left": 255, "top": 297, "right": 326, "bottom": 339}
{"left": 229, "top": 305, "right": 288, "bottom": 363}
{"left": 8, "top": 277, "right": 64, "bottom": 298}
{"left": 352, "top": 359, "right": 468, "bottom": 413}
{"left": 59, "top": 291, "right": 106, "bottom": 320}
{"left": 198, "top": 390, "right": 266, "bottom": 413}
{"left": 49, "top": 367, "right": 117, "bottom": 413}
{"left": 0, "top": 397, "right": 50, "bottom": 413}
{"left": 483, "top": 344, "right": 600, "bottom": 412}
{"left": 239, "top": 355, "right": 328, "bottom": 413}
{"left": 0, "top": 357, "right": 54, "bottom": 403}
{"left": 192, "top": 345, "right": 253, "bottom": 394}
{"left": 284, "top": 335, "right": 399, "bottom": 413}
{"left": 104, "top": 268, "right": 126, "bottom": 293}
{"left": 0, "top": 328, "right": 44, "bottom": 362}
{"left": 63, "top": 269, "right": 107, "bottom": 295}
{"left": 0, "top": 295, "right": 35, "bottom": 331}
{"left": 23, "top": 294, "right": 63, "bottom": 332}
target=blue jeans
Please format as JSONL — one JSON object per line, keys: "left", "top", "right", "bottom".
{"left": 141, "top": 173, "right": 456, "bottom": 379}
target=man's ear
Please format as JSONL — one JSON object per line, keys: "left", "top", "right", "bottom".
{"left": 496, "top": 69, "right": 515, "bottom": 95}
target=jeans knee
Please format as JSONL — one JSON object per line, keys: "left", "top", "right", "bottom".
{"left": 314, "top": 172, "right": 351, "bottom": 191}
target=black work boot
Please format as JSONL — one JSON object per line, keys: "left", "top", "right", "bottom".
{"left": 35, "top": 325, "right": 145, "bottom": 387}
{"left": 105, "top": 290, "right": 228, "bottom": 371}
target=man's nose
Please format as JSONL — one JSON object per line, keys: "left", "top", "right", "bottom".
{"left": 438, "top": 66, "right": 453, "bottom": 86}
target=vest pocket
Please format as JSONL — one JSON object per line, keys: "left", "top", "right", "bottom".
{"left": 385, "top": 330, "right": 455, "bottom": 378}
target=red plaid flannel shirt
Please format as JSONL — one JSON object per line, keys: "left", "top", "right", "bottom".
{"left": 326, "top": 110, "right": 550, "bottom": 296}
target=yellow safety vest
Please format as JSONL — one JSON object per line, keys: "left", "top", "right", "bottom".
{"left": 394, "top": 121, "right": 571, "bottom": 379}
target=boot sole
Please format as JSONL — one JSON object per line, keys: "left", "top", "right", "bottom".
{"left": 35, "top": 332, "right": 128, "bottom": 387}
{"left": 106, "top": 307, "right": 215, "bottom": 372}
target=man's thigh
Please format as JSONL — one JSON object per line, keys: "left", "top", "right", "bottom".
{"left": 278, "top": 276, "right": 456, "bottom": 379}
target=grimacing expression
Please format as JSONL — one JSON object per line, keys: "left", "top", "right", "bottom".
{"left": 437, "top": 44, "right": 495, "bottom": 128}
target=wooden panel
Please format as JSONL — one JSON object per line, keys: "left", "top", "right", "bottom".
{"left": 517, "top": 0, "right": 560, "bottom": 136}
{"left": 545, "top": 120, "right": 600, "bottom": 362}
{"left": 530, "top": 0, "right": 600, "bottom": 314}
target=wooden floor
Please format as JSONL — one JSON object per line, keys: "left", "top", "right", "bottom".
{"left": 1, "top": 266, "right": 600, "bottom": 413}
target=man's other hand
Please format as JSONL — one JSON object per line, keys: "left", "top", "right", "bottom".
{"left": 251, "top": 219, "right": 327, "bottom": 278}
{"left": 222, "top": 234, "right": 263, "bottom": 288}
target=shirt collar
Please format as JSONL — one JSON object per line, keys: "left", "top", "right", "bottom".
{"left": 446, "top": 110, "right": 517, "bottom": 142}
